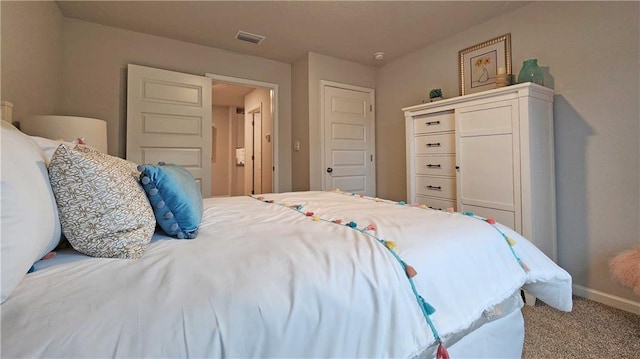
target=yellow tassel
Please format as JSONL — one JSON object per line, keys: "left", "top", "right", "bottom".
{"left": 507, "top": 237, "right": 517, "bottom": 246}
{"left": 312, "top": 216, "right": 320, "bottom": 222}
{"left": 419, "top": 204, "right": 428, "bottom": 209}
{"left": 385, "top": 240, "right": 397, "bottom": 251}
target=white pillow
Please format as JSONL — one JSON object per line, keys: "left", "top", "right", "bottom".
{"left": 0, "top": 121, "right": 61, "bottom": 303}
{"left": 28, "top": 135, "right": 76, "bottom": 166}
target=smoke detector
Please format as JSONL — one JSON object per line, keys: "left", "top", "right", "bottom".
{"left": 235, "top": 31, "right": 266, "bottom": 45}
{"left": 373, "top": 52, "right": 385, "bottom": 60}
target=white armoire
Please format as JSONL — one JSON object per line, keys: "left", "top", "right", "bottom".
{"left": 403, "top": 83, "right": 556, "bottom": 262}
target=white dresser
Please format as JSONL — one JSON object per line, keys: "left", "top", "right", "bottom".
{"left": 404, "top": 83, "right": 556, "bottom": 261}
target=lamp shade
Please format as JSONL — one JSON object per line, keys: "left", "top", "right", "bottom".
{"left": 20, "top": 115, "right": 108, "bottom": 153}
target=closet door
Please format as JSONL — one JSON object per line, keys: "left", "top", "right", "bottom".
{"left": 456, "top": 99, "right": 521, "bottom": 232}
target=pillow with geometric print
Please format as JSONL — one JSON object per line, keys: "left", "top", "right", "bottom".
{"left": 48, "top": 145, "right": 156, "bottom": 259}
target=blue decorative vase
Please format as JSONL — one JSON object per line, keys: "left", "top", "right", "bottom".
{"left": 517, "top": 59, "right": 543, "bottom": 85}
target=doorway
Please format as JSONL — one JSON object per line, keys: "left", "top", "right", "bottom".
{"left": 208, "top": 75, "right": 276, "bottom": 196}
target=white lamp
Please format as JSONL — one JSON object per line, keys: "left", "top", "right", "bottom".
{"left": 20, "top": 115, "right": 108, "bottom": 154}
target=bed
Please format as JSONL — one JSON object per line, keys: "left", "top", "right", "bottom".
{"left": 1, "top": 116, "right": 572, "bottom": 358}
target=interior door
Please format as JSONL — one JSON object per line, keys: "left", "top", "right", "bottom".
{"left": 323, "top": 85, "right": 375, "bottom": 196}
{"left": 126, "top": 64, "right": 212, "bottom": 197}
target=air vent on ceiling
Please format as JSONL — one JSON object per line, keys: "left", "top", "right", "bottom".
{"left": 235, "top": 31, "right": 266, "bottom": 45}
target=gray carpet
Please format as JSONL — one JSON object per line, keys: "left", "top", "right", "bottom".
{"left": 522, "top": 296, "right": 640, "bottom": 358}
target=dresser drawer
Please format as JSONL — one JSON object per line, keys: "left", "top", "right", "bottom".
{"left": 413, "top": 111, "right": 454, "bottom": 134}
{"left": 414, "top": 133, "right": 455, "bottom": 155}
{"left": 415, "top": 176, "right": 456, "bottom": 199}
{"left": 415, "top": 196, "right": 456, "bottom": 211}
{"left": 415, "top": 155, "right": 456, "bottom": 176}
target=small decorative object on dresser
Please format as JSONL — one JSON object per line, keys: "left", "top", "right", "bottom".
{"left": 403, "top": 82, "right": 557, "bottom": 263}
{"left": 517, "top": 58, "right": 544, "bottom": 85}
{"left": 495, "top": 66, "right": 510, "bottom": 88}
{"left": 429, "top": 88, "right": 443, "bottom": 102}
{"left": 459, "top": 33, "right": 512, "bottom": 95}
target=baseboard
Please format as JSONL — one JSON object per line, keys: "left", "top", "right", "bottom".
{"left": 572, "top": 284, "right": 640, "bottom": 314}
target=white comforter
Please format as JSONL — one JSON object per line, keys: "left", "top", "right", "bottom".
{"left": 1, "top": 191, "right": 572, "bottom": 358}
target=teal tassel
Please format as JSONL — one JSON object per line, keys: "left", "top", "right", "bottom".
{"left": 420, "top": 296, "right": 436, "bottom": 315}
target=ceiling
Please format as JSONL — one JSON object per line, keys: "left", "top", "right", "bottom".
{"left": 56, "top": 1, "right": 528, "bottom": 67}
{"left": 211, "top": 82, "right": 255, "bottom": 107}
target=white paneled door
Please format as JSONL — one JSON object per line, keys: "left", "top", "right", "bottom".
{"left": 127, "top": 64, "right": 212, "bottom": 197}
{"left": 323, "top": 83, "right": 375, "bottom": 196}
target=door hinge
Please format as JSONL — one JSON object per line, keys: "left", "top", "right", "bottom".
{"left": 370, "top": 154, "right": 373, "bottom": 162}
{"left": 370, "top": 104, "right": 373, "bottom": 112}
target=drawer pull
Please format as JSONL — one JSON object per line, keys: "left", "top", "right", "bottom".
{"left": 426, "top": 164, "right": 441, "bottom": 168}
{"left": 426, "top": 142, "right": 441, "bottom": 147}
{"left": 426, "top": 120, "right": 441, "bottom": 126}
{"left": 426, "top": 185, "right": 442, "bottom": 190}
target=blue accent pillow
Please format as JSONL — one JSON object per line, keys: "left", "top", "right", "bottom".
{"left": 138, "top": 163, "right": 203, "bottom": 239}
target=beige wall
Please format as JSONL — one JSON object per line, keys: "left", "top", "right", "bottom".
{"left": 376, "top": 2, "right": 640, "bottom": 304}
{"left": 60, "top": 18, "right": 292, "bottom": 192}
{"left": 307, "top": 52, "right": 376, "bottom": 190}
{"left": 1, "top": 1, "right": 63, "bottom": 123}
{"left": 291, "top": 54, "right": 310, "bottom": 191}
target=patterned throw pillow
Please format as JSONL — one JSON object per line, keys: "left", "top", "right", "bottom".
{"left": 138, "top": 163, "right": 203, "bottom": 239}
{"left": 48, "top": 145, "right": 155, "bottom": 259}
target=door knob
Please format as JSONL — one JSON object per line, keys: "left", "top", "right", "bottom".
{"left": 326, "top": 167, "right": 333, "bottom": 173}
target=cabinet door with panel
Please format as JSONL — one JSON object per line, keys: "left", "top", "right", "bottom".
{"left": 456, "top": 99, "right": 522, "bottom": 232}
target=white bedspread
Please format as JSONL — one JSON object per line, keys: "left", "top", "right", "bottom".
{"left": 1, "top": 191, "right": 572, "bottom": 358}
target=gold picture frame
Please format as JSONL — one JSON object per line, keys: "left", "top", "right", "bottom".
{"left": 458, "top": 34, "right": 511, "bottom": 96}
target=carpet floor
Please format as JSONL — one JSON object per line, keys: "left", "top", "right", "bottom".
{"left": 522, "top": 296, "right": 639, "bottom": 358}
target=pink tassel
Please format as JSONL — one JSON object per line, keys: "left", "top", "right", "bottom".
{"left": 405, "top": 264, "right": 417, "bottom": 278}
{"left": 436, "top": 343, "right": 450, "bottom": 359}
{"left": 42, "top": 252, "right": 56, "bottom": 260}
{"left": 522, "top": 261, "right": 531, "bottom": 272}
